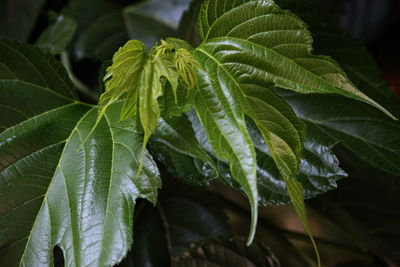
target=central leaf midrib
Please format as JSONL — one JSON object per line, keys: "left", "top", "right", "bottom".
{"left": 97, "top": 113, "right": 118, "bottom": 265}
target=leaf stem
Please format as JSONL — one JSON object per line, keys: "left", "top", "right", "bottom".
{"left": 61, "top": 51, "right": 98, "bottom": 102}
{"left": 157, "top": 204, "right": 174, "bottom": 261}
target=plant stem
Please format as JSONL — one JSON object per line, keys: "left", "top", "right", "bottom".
{"left": 157, "top": 204, "right": 174, "bottom": 262}
{"left": 61, "top": 51, "right": 98, "bottom": 102}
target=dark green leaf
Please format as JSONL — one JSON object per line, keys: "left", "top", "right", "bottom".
{"left": 0, "top": 38, "right": 77, "bottom": 132}
{"left": 0, "top": 40, "right": 161, "bottom": 266}
{"left": 198, "top": 0, "right": 394, "bottom": 119}
{"left": 0, "top": 0, "right": 46, "bottom": 41}
{"left": 63, "top": 0, "right": 128, "bottom": 60}
{"left": 249, "top": 121, "right": 347, "bottom": 205}
{"left": 152, "top": 116, "right": 217, "bottom": 180}
{"left": 119, "top": 181, "right": 230, "bottom": 266}
{"left": 178, "top": 0, "right": 203, "bottom": 46}
{"left": 282, "top": 92, "right": 400, "bottom": 176}
{"left": 35, "top": 16, "right": 78, "bottom": 55}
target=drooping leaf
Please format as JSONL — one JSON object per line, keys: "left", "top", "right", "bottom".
{"left": 174, "top": 238, "right": 280, "bottom": 267}
{"left": 254, "top": 121, "right": 347, "bottom": 205}
{"left": 187, "top": 109, "right": 346, "bottom": 204}
{"left": 190, "top": 61, "right": 258, "bottom": 245}
{"left": 194, "top": 0, "right": 395, "bottom": 261}
{"left": 0, "top": 39, "right": 161, "bottom": 266}
{"left": 241, "top": 85, "right": 305, "bottom": 201}
{"left": 35, "top": 16, "right": 78, "bottom": 55}
{"left": 0, "top": 0, "right": 46, "bottom": 41}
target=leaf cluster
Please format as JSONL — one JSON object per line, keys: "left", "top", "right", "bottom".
{"left": 1, "top": 0, "right": 399, "bottom": 266}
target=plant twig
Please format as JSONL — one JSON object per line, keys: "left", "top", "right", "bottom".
{"left": 61, "top": 51, "right": 98, "bottom": 102}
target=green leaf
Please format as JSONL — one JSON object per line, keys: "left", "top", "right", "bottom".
{"left": 198, "top": 0, "right": 395, "bottom": 120}
{"left": 150, "top": 115, "right": 217, "bottom": 186}
{"left": 0, "top": 40, "right": 161, "bottom": 266}
{"left": 99, "top": 40, "right": 147, "bottom": 116}
{"left": 152, "top": 116, "right": 217, "bottom": 177}
{"left": 178, "top": 0, "right": 203, "bottom": 46}
{"left": 242, "top": 86, "right": 305, "bottom": 193}
{"left": 100, "top": 39, "right": 198, "bottom": 165}
{"left": 63, "top": 0, "right": 129, "bottom": 60}
{"left": 195, "top": 1, "right": 396, "bottom": 261}
{"left": 188, "top": 108, "right": 346, "bottom": 204}
{"left": 0, "top": 0, "right": 46, "bottom": 41}
{"left": 190, "top": 56, "right": 258, "bottom": 245}
{"left": 0, "top": 38, "right": 78, "bottom": 131}
{"left": 35, "top": 16, "right": 78, "bottom": 55}
{"left": 283, "top": 91, "right": 400, "bottom": 176}
{"left": 239, "top": 85, "right": 321, "bottom": 262}
{"left": 253, "top": 121, "right": 347, "bottom": 205}
{"left": 122, "top": 0, "right": 190, "bottom": 46}
{"left": 173, "top": 238, "right": 280, "bottom": 267}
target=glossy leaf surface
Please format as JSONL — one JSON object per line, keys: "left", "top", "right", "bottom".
{"left": 283, "top": 92, "right": 400, "bottom": 175}
{"left": 0, "top": 40, "right": 161, "bottom": 266}
{"left": 198, "top": 0, "right": 394, "bottom": 119}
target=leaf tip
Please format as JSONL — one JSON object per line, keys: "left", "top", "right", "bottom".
{"left": 246, "top": 200, "right": 258, "bottom": 246}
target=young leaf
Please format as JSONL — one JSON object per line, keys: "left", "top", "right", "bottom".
{"left": 0, "top": 40, "right": 161, "bottom": 266}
